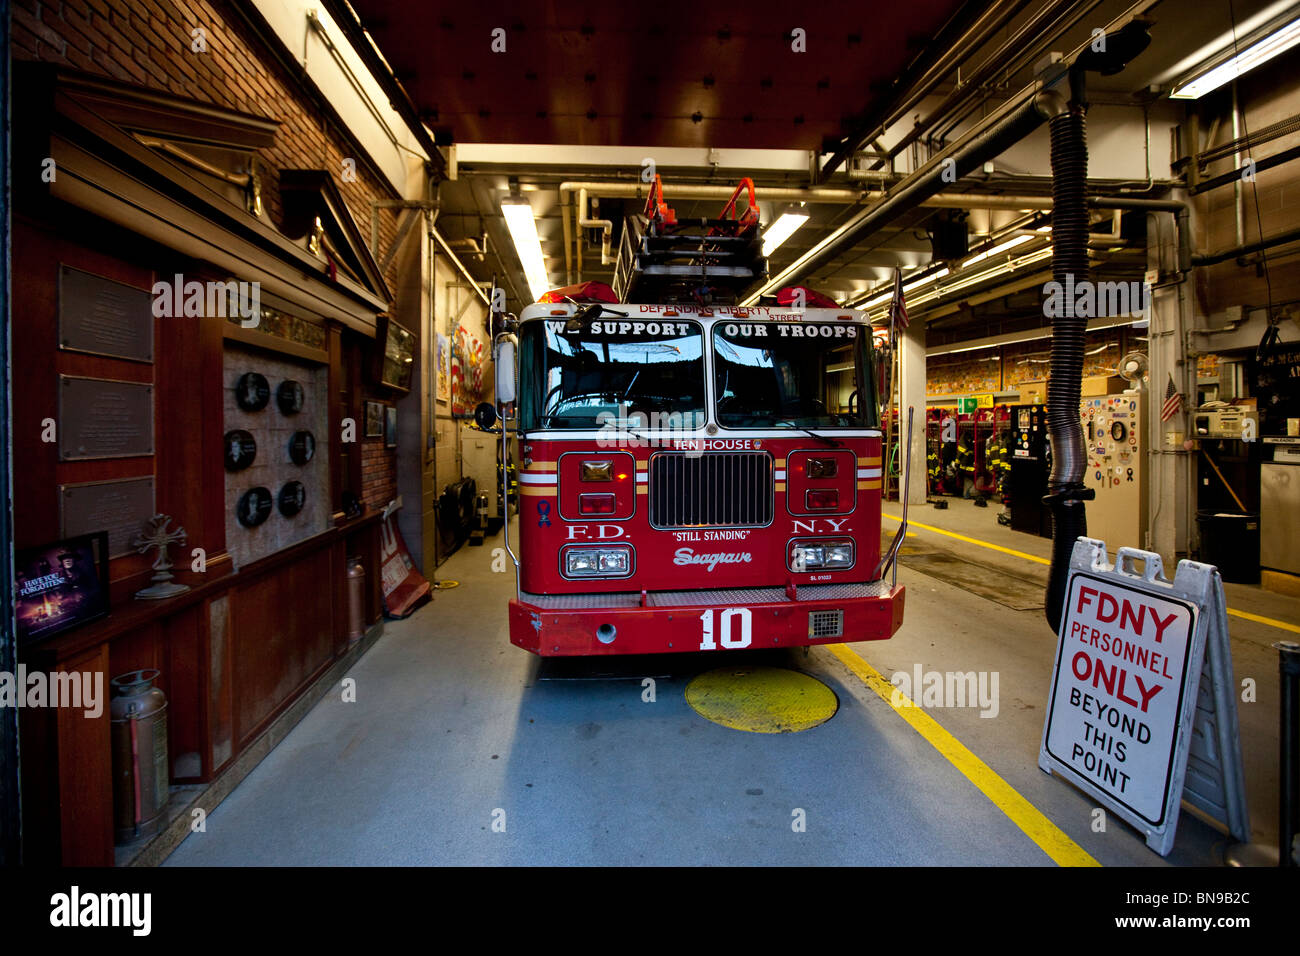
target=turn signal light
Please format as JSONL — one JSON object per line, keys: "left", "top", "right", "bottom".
{"left": 581, "top": 460, "right": 613, "bottom": 481}
{"left": 579, "top": 493, "right": 616, "bottom": 515}
{"left": 806, "top": 489, "right": 839, "bottom": 511}
{"left": 806, "top": 457, "right": 839, "bottom": 479}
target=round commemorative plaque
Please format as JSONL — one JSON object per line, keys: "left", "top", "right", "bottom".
{"left": 289, "top": 430, "right": 316, "bottom": 465}
{"left": 236, "top": 372, "right": 270, "bottom": 411}
{"left": 223, "top": 429, "right": 257, "bottom": 471}
{"left": 237, "top": 487, "right": 273, "bottom": 527}
{"left": 278, "top": 481, "right": 306, "bottom": 517}
{"left": 277, "top": 379, "right": 305, "bottom": 416}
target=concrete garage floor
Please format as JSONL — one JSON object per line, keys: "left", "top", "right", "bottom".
{"left": 164, "top": 501, "right": 1296, "bottom": 867}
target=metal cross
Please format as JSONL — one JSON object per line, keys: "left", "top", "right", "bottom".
{"left": 131, "top": 514, "right": 187, "bottom": 573}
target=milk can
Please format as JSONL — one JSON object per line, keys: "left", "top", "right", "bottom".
{"left": 110, "top": 669, "right": 170, "bottom": 844}
{"left": 347, "top": 556, "right": 366, "bottom": 643}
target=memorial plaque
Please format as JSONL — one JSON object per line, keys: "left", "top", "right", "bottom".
{"left": 236, "top": 372, "right": 270, "bottom": 411}
{"left": 289, "top": 430, "right": 315, "bottom": 465}
{"left": 278, "top": 481, "right": 306, "bottom": 517}
{"left": 277, "top": 380, "right": 305, "bottom": 415}
{"left": 58, "top": 265, "right": 154, "bottom": 362}
{"left": 224, "top": 430, "right": 257, "bottom": 471}
{"left": 60, "top": 476, "right": 155, "bottom": 558}
{"left": 59, "top": 376, "right": 154, "bottom": 461}
{"left": 237, "top": 487, "right": 273, "bottom": 527}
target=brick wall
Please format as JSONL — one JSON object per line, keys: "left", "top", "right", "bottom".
{"left": 13, "top": 0, "right": 408, "bottom": 514}
{"left": 13, "top": 0, "right": 402, "bottom": 270}
{"left": 360, "top": 434, "right": 396, "bottom": 511}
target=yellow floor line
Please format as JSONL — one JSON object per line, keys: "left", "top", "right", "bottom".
{"left": 824, "top": 644, "right": 1099, "bottom": 868}
{"left": 885, "top": 512, "right": 1300, "bottom": 635}
{"left": 883, "top": 513, "right": 1050, "bottom": 565}
{"left": 1224, "top": 607, "right": 1300, "bottom": 635}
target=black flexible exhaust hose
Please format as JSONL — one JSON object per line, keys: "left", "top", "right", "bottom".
{"left": 1044, "top": 104, "right": 1095, "bottom": 632}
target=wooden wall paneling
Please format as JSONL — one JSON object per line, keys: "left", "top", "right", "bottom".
{"left": 328, "top": 321, "right": 345, "bottom": 514}
{"left": 347, "top": 334, "right": 364, "bottom": 503}
{"left": 163, "top": 605, "right": 205, "bottom": 783}
{"left": 107, "top": 618, "right": 162, "bottom": 681}
{"left": 11, "top": 218, "right": 62, "bottom": 551}
{"left": 154, "top": 274, "right": 219, "bottom": 591}
{"left": 16, "top": 688, "right": 60, "bottom": 865}
{"left": 231, "top": 547, "right": 337, "bottom": 750}
{"left": 207, "top": 594, "right": 235, "bottom": 774}
{"left": 331, "top": 540, "right": 348, "bottom": 656}
{"left": 57, "top": 641, "right": 114, "bottom": 866}
{"left": 366, "top": 521, "right": 382, "bottom": 625}
{"left": 11, "top": 214, "right": 162, "bottom": 597}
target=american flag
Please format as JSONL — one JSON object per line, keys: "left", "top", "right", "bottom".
{"left": 890, "top": 266, "right": 909, "bottom": 331}
{"left": 1161, "top": 373, "right": 1182, "bottom": 422}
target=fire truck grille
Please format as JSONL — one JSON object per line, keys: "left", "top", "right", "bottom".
{"left": 649, "top": 452, "right": 773, "bottom": 528}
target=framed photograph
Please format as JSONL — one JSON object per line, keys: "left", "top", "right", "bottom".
{"left": 384, "top": 405, "right": 398, "bottom": 449}
{"left": 365, "top": 400, "right": 384, "bottom": 438}
{"left": 14, "top": 531, "right": 110, "bottom": 646}
{"left": 371, "top": 314, "right": 415, "bottom": 393}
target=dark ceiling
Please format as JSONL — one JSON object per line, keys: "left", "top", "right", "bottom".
{"left": 345, "top": 0, "right": 972, "bottom": 149}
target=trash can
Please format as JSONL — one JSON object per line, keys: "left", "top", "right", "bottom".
{"left": 1196, "top": 510, "right": 1260, "bottom": 583}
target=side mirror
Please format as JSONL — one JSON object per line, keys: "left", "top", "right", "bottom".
{"left": 474, "top": 402, "right": 498, "bottom": 431}
{"left": 495, "top": 335, "right": 517, "bottom": 404}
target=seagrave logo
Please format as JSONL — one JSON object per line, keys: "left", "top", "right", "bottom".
{"left": 151, "top": 274, "right": 260, "bottom": 327}
{"left": 890, "top": 665, "right": 1000, "bottom": 718}
{"left": 0, "top": 666, "right": 103, "bottom": 718}
{"left": 673, "top": 548, "right": 752, "bottom": 571}
{"left": 50, "top": 886, "right": 151, "bottom": 936}
{"left": 1042, "top": 274, "right": 1149, "bottom": 320}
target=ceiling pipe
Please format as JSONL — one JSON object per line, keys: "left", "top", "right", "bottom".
{"left": 820, "top": 0, "right": 1036, "bottom": 180}
{"left": 900, "top": 0, "right": 1108, "bottom": 163}
{"left": 744, "top": 86, "right": 1070, "bottom": 304}
{"left": 575, "top": 187, "right": 614, "bottom": 266}
{"left": 559, "top": 180, "right": 1054, "bottom": 209}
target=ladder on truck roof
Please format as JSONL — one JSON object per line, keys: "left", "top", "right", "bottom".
{"left": 612, "top": 176, "right": 768, "bottom": 305}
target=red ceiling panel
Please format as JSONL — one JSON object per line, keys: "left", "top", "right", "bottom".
{"left": 346, "top": 0, "right": 972, "bottom": 148}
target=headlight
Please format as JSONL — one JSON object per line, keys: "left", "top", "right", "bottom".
{"left": 789, "top": 538, "right": 854, "bottom": 572}
{"left": 565, "top": 546, "right": 631, "bottom": 577}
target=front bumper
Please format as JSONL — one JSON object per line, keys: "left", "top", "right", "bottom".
{"left": 509, "top": 582, "right": 905, "bottom": 656}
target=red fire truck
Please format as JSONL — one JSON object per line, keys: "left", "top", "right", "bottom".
{"left": 492, "top": 299, "right": 906, "bottom": 656}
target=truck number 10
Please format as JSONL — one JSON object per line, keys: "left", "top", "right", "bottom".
{"left": 698, "top": 607, "right": 753, "bottom": 650}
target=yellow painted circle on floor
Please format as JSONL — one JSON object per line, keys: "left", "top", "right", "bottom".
{"left": 685, "top": 667, "right": 838, "bottom": 734}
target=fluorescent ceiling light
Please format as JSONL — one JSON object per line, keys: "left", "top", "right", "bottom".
{"left": 762, "top": 211, "right": 810, "bottom": 256}
{"left": 903, "top": 267, "right": 948, "bottom": 292}
{"left": 962, "top": 233, "right": 1033, "bottom": 268}
{"left": 1170, "top": 16, "right": 1300, "bottom": 98}
{"left": 501, "top": 198, "right": 551, "bottom": 302}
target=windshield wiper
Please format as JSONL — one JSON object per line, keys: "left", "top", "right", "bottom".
{"left": 792, "top": 426, "right": 841, "bottom": 447}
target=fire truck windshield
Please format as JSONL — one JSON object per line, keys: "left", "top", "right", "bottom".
{"left": 519, "top": 318, "right": 706, "bottom": 430}
{"left": 713, "top": 321, "right": 874, "bottom": 429}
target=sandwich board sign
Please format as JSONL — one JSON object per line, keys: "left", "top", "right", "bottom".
{"left": 1039, "top": 538, "right": 1249, "bottom": 856}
